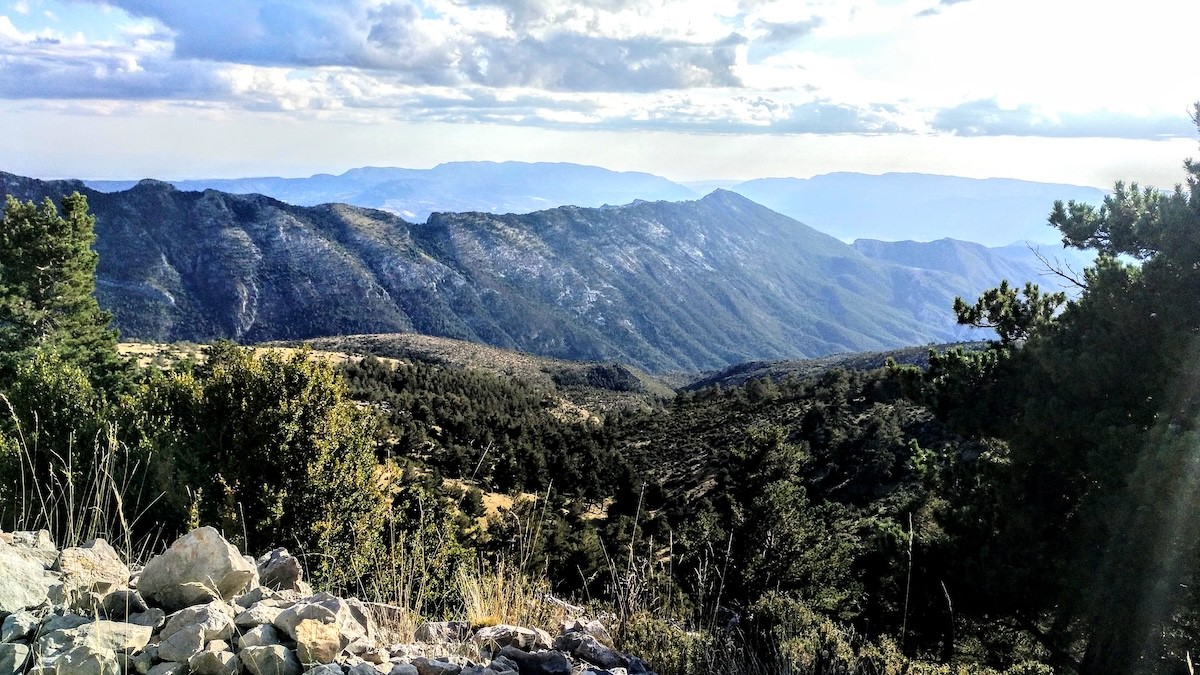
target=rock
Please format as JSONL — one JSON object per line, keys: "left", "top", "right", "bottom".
{"left": 497, "top": 646, "right": 571, "bottom": 675}
{"left": 413, "top": 622, "right": 471, "bottom": 644}
{"left": 255, "top": 549, "right": 308, "bottom": 593}
{"left": 119, "top": 648, "right": 155, "bottom": 675}
{"left": 560, "top": 619, "right": 614, "bottom": 648}
{"left": 75, "top": 620, "right": 153, "bottom": 653}
{"left": 239, "top": 645, "right": 302, "bottom": 675}
{"left": 188, "top": 649, "right": 240, "bottom": 675}
{"left": 32, "top": 644, "right": 122, "bottom": 675}
{"left": 458, "top": 667, "right": 501, "bottom": 675}
{"left": 99, "top": 589, "right": 148, "bottom": 620}
{"left": 410, "top": 657, "right": 461, "bottom": 675}
{"left": 160, "top": 601, "right": 236, "bottom": 642}
{"left": 157, "top": 624, "right": 206, "bottom": 663}
{"left": 52, "top": 539, "right": 131, "bottom": 599}
{"left": 0, "top": 542, "right": 55, "bottom": 613}
{"left": 486, "top": 655, "right": 518, "bottom": 672}
{"left": 272, "top": 603, "right": 336, "bottom": 640}
{"left": 553, "top": 632, "right": 624, "bottom": 670}
{"left": 236, "top": 601, "right": 283, "bottom": 628}
{"left": 387, "top": 665, "right": 418, "bottom": 675}
{"left": 127, "top": 608, "right": 166, "bottom": 630}
{"left": 0, "top": 644, "right": 30, "bottom": 675}
{"left": 147, "top": 662, "right": 186, "bottom": 675}
{"left": 238, "top": 623, "right": 282, "bottom": 649}
{"left": 1, "top": 610, "right": 39, "bottom": 643}
{"left": 294, "top": 619, "right": 345, "bottom": 664}
{"left": 279, "top": 593, "right": 375, "bottom": 644}
{"left": 136, "top": 528, "right": 257, "bottom": 612}
{"left": 472, "top": 625, "right": 552, "bottom": 654}
{"left": 625, "top": 656, "right": 654, "bottom": 675}
{"left": 308, "top": 665, "right": 345, "bottom": 675}
{"left": 346, "top": 663, "right": 385, "bottom": 675}
{"left": 10, "top": 531, "right": 54, "bottom": 551}
{"left": 39, "top": 614, "right": 90, "bottom": 634}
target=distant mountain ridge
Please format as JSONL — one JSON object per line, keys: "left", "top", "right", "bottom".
{"left": 86, "top": 162, "right": 699, "bottom": 224}
{"left": 732, "top": 172, "right": 1108, "bottom": 246}
{"left": 2, "top": 171, "right": 1087, "bottom": 372}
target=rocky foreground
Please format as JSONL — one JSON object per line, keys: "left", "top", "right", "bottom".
{"left": 0, "top": 527, "right": 656, "bottom": 675}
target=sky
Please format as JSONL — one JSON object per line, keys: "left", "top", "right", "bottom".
{"left": 1, "top": 0, "right": 1198, "bottom": 187}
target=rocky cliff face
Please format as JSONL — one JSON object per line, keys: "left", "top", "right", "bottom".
{"left": 2, "top": 173, "right": 1049, "bottom": 372}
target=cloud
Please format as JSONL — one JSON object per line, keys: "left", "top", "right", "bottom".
{"left": 931, "top": 99, "right": 1196, "bottom": 140}
{"left": 752, "top": 17, "right": 823, "bottom": 43}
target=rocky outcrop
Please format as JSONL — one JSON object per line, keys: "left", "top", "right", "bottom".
{"left": 0, "top": 527, "right": 658, "bottom": 675}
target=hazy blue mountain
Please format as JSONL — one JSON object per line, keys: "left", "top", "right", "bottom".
{"left": 3, "top": 172, "right": 1079, "bottom": 372}
{"left": 86, "top": 162, "right": 699, "bottom": 223}
{"left": 732, "top": 173, "right": 1108, "bottom": 246}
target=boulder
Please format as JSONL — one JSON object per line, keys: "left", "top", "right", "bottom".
{"left": 0, "top": 542, "right": 55, "bottom": 613}
{"left": 239, "top": 645, "right": 302, "bottom": 675}
{"left": 275, "top": 594, "right": 374, "bottom": 644}
{"left": 137, "top": 528, "right": 257, "bottom": 612}
{"left": 146, "top": 662, "right": 186, "bottom": 675}
{"left": 52, "top": 539, "right": 131, "bottom": 600}
{"left": 99, "top": 589, "right": 148, "bottom": 621}
{"left": 75, "top": 620, "right": 153, "bottom": 654}
{"left": 497, "top": 646, "right": 571, "bottom": 675}
{"left": 1, "top": 610, "right": 39, "bottom": 643}
{"left": 553, "top": 632, "right": 624, "bottom": 670}
{"left": 237, "top": 623, "right": 282, "bottom": 649}
{"left": 308, "top": 665, "right": 345, "bottom": 675}
{"left": 236, "top": 601, "right": 283, "bottom": 628}
{"left": 30, "top": 644, "right": 122, "bottom": 675}
{"left": 0, "top": 644, "right": 30, "bottom": 675}
{"left": 160, "top": 601, "right": 236, "bottom": 642}
{"left": 157, "top": 624, "right": 206, "bottom": 663}
{"left": 188, "top": 649, "right": 240, "bottom": 675}
{"left": 255, "top": 549, "right": 308, "bottom": 593}
{"left": 387, "top": 665, "right": 419, "bottom": 675}
{"left": 472, "top": 625, "right": 552, "bottom": 654}
{"left": 294, "top": 619, "right": 344, "bottom": 664}
{"left": 410, "top": 658, "right": 461, "bottom": 675}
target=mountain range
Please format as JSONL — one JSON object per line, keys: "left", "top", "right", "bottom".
{"left": 85, "top": 162, "right": 1108, "bottom": 247}
{"left": 3, "top": 170, "right": 1090, "bottom": 372}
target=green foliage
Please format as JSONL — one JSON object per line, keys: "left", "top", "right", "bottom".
{"left": 0, "top": 193, "right": 122, "bottom": 384}
{"left": 130, "top": 343, "right": 389, "bottom": 589}
{"left": 952, "top": 280, "right": 1065, "bottom": 346}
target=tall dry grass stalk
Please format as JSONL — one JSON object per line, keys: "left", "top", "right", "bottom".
{"left": 456, "top": 560, "right": 564, "bottom": 631}
{"left": 1, "top": 395, "right": 163, "bottom": 563}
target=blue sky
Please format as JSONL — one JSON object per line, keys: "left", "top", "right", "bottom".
{"left": 2, "top": 0, "right": 1197, "bottom": 186}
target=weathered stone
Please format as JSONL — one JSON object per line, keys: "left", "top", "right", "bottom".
{"left": 560, "top": 619, "right": 614, "bottom": 648}
{"left": 553, "top": 632, "right": 624, "bottom": 670}
{"left": 457, "top": 667, "right": 501, "bottom": 675}
{"left": 410, "top": 657, "right": 461, "bottom": 675}
{"left": 127, "top": 608, "right": 166, "bottom": 630}
{"left": 118, "top": 648, "right": 155, "bottom": 675}
{"left": 53, "top": 539, "right": 131, "bottom": 601}
{"left": 39, "top": 614, "right": 90, "bottom": 634}
{"left": 360, "top": 647, "right": 390, "bottom": 665}
{"left": 157, "top": 623, "right": 206, "bottom": 663}
{"left": 34, "top": 644, "right": 122, "bottom": 675}
{"left": 272, "top": 603, "right": 336, "bottom": 640}
{"left": 346, "top": 663, "right": 385, "bottom": 675}
{"left": 75, "top": 620, "right": 153, "bottom": 653}
{"left": 237, "top": 623, "right": 282, "bottom": 649}
{"left": 240, "top": 644, "right": 302, "bottom": 675}
{"left": 146, "top": 662, "right": 186, "bottom": 675}
{"left": 0, "top": 644, "right": 30, "bottom": 675}
{"left": 236, "top": 601, "right": 283, "bottom": 628}
{"left": 10, "top": 531, "right": 54, "bottom": 551}
{"left": 100, "top": 588, "right": 148, "bottom": 620}
{"left": 188, "top": 649, "right": 240, "bottom": 675}
{"left": 308, "top": 665, "right": 345, "bottom": 675}
{"left": 294, "top": 619, "right": 344, "bottom": 664}
{"left": 625, "top": 656, "right": 654, "bottom": 675}
{"left": 387, "top": 665, "right": 418, "bottom": 675}
{"left": 256, "top": 548, "right": 307, "bottom": 592}
{"left": 0, "top": 543, "right": 55, "bottom": 613}
{"left": 160, "top": 601, "right": 236, "bottom": 642}
{"left": 274, "top": 593, "right": 374, "bottom": 644}
{"left": 497, "top": 646, "right": 571, "bottom": 675}
{"left": 136, "top": 528, "right": 257, "bottom": 612}
{"left": 413, "top": 622, "right": 471, "bottom": 644}
{"left": 486, "top": 655, "right": 518, "bottom": 672}
{"left": 1, "top": 610, "right": 39, "bottom": 643}
{"left": 472, "top": 625, "right": 552, "bottom": 654}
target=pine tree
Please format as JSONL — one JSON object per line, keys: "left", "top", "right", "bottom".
{"left": 0, "top": 193, "right": 121, "bottom": 382}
